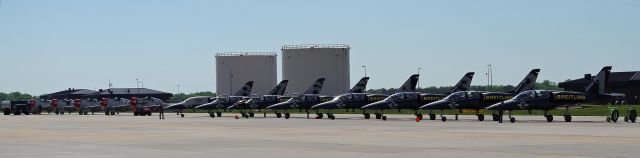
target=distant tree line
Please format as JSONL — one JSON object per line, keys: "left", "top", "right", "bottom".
{"left": 367, "top": 80, "right": 563, "bottom": 95}
{"left": 0, "top": 92, "right": 35, "bottom": 101}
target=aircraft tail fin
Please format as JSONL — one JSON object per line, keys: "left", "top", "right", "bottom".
{"left": 508, "top": 69, "right": 540, "bottom": 94}
{"left": 267, "top": 80, "right": 289, "bottom": 95}
{"left": 448, "top": 72, "right": 475, "bottom": 94}
{"left": 233, "top": 81, "right": 254, "bottom": 96}
{"left": 585, "top": 66, "right": 611, "bottom": 95}
{"left": 397, "top": 74, "right": 419, "bottom": 92}
{"left": 347, "top": 77, "right": 370, "bottom": 93}
{"left": 303, "top": 78, "right": 325, "bottom": 95}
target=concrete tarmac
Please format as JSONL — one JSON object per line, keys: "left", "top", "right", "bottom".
{"left": 1, "top": 113, "right": 639, "bottom": 158}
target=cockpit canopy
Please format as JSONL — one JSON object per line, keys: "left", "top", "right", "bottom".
{"left": 333, "top": 93, "right": 366, "bottom": 102}
{"left": 513, "top": 90, "right": 551, "bottom": 100}
{"left": 386, "top": 92, "right": 419, "bottom": 101}
{"left": 444, "top": 91, "right": 475, "bottom": 100}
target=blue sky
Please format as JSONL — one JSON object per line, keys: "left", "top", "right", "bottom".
{"left": 0, "top": 0, "right": 638, "bottom": 95}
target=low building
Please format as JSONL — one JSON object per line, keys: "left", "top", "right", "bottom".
{"left": 41, "top": 88, "right": 97, "bottom": 100}
{"left": 42, "top": 88, "right": 173, "bottom": 101}
{"left": 84, "top": 88, "right": 173, "bottom": 101}
{"left": 559, "top": 71, "right": 640, "bottom": 104}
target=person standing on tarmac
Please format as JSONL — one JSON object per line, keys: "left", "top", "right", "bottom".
{"left": 159, "top": 105, "right": 165, "bottom": 120}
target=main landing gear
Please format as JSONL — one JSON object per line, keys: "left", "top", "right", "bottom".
{"left": 208, "top": 110, "right": 222, "bottom": 118}
{"left": 374, "top": 110, "right": 387, "bottom": 121}
{"left": 318, "top": 109, "right": 335, "bottom": 120}
{"left": 176, "top": 111, "right": 185, "bottom": 118}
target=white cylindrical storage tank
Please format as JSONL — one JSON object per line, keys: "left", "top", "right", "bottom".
{"left": 216, "top": 52, "right": 277, "bottom": 96}
{"left": 282, "top": 44, "right": 350, "bottom": 96}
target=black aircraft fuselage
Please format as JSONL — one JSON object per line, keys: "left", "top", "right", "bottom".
{"left": 421, "top": 91, "right": 514, "bottom": 111}
{"left": 362, "top": 92, "right": 446, "bottom": 110}
{"left": 312, "top": 93, "right": 388, "bottom": 110}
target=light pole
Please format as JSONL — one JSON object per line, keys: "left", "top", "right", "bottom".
{"left": 361, "top": 65, "right": 367, "bottom": 77}
{"left": 486, "top": 64, "right": 492, "bottom": 91}
{"left": 418, "top": 67, "right": 422, "bottom": 90}
{"left": 136, "top": 79, "right": 143, "bottom": 95}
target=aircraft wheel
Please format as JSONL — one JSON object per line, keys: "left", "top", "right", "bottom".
{"left": 91, "top": 112, "right": 94, "bottom": 115}
{"left": 564, "top": 115, "right": 572, "bottom": 122}
{"left": 84, "top": 111, "right": 89, "bottom": 115}
{"left": 216, "top": 112, "right": 222, "bottom": 117}
{"left": 55, "top": 111, "right": 60, "bottom": 115}
{"left": 134, "top": 111, "right": 139, "bottom": 116}
{"left": 284, "top": 113, "right": 290, "bottom": 119}
{"left": 249, "top": 112, "right": 255, "bottom": 117}
{"left": 147, "top": 112, "right": 152, "bottom": 116}
{"left": 477, "top": 114, "right": 484, "bottom": 121}
{"left": 375, "top": 113, "right": 382, "bottom": 119}
{"left": 276, "top": 113, "right": 282, "bottom": 118}
{"left": 455, "top": 114, "right": 459, "bottom": 120}
{"left": 546, "top": 115, "right": 553, "bottom": 122}
{"left": 492, "top": 114, "right": 499, "bottom": 121}
{"left": 416, "top": 113, "right": 423, "bottom": 120}
{"left": 510, "top": 117, "right": 516, "bottom": 123}
{"left": 628, "top": 109, "right": 637, "bottom": 123}
{"left": 4, "top": 109, "right": 11, "bottom": 115}
{"left": 624, "top": 116, "right": 629, "bottom": 122}
{"left": 209, "top": 112, "right": 215, "bottom": 118}
{"left": 110, "top": 111, "right": 116, "bottom": 115}
{"left": 13, "top": 111, "right": 21, "bottom": 115}
{"left": 429, "top": 114, "right": 436, "bottom": 120}
{"left": 328, "top": 114, "right": 335, "bottom": 120}
{"left": 364, "top": 113, "right": 370, "bottom": 119}
{"left": 316, "top": 113, "right": 324, "bottom": 119}
{"left": 105, "top": 111, "right": 109, "bottom": 115}
{"left": 180, "top": 114, "right": 184, "bottom": 118}
{"left": 606, "top": 117, "right": 611, "bottom": 122}
{"left": 382, "top": 116, "right": 387, "bottom": 121}
{"left": 610, "top": 109, "right": 619, "bottom": 123}
{"left": 441, "top": 116, "right": 447, "bottom": 122}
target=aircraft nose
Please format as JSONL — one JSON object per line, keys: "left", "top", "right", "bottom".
{"left": 486, "top": 100, "right": 518, "bottom": 110}
{"left": 420, "top": 100, "right": 451, "bottom": 109}
{"left": 267, "top": 102, "right": 291, "bottom": 110}
{"left": 193, "top": 103, "right": 211, "bottom": 109}
{"left": 165, "top": 104, "right": 185, "bottom": 110}
{"left": 311, "top": 100, "right": 338, "bottom": 109}
{"left": 361, "top": 101, "right": 391, "bottom": 109}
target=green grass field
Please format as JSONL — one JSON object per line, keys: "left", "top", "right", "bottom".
{"left": 185, "top": 105, "right": 639, "bottom": 116}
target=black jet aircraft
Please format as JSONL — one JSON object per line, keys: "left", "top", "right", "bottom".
{"left": 305, "top": 77, "right": 374, "bottom": 120}
{"left": 266, "top": 78, "right": 333, "bottom": 119}
{"left": 193, "top": 81, "right": 254, "bottom": 118}
{"left": 227, "top": 80, "right": 290, "bottom": 118}
{"left": 420, "top": 69, "right": 539, "bottom": 122}
{"left": 361, "top": 73, "right": 474, "bottom": 121}
{"left": 486, "top": 66, "right": 629, "bottom": 123}
{"left": 165, "top": 96, "right": 213, "bottom": 118}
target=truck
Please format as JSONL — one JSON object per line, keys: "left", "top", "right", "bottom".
{"left": 2, "top": 100, "right": 32, "bottom": 115}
